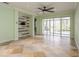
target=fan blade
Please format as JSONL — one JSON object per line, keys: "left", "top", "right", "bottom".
{"left": 3, "top": 2, "right": 9, "bottom": 4}
{"left": 38, "top": 8, "right": 43, "bottom": 10}
{"left": 47, "top": 10, "right": 54, "bottom": 12}
{"left": 47, "top": 7, "right": 54, "bottom": 10}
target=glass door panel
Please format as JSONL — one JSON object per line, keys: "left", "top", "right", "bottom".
{"left": 43, "top": 19, "right": 47, "bottom": 35}
{"left": 50, "top": 19, "right": 54, "bottom": 36}
{"left": 53, "top": 18, "right": 60, "bottom": 36}
{"left": 46, "top": 20, "right": 50, "bottom": 35}
{"left": 43, "top": 19, "right": 50, "bottom": 35}
{"left": 61, "top": 17, "right": 70, "bottom": 37}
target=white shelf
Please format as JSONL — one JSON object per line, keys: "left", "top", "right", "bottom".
{"left": 18, "top": 15, "right": 30, "bottom": 38}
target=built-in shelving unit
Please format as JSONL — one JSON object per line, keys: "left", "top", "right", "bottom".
{"left": 18, "top": 12, "right": 30, "bottom": 39}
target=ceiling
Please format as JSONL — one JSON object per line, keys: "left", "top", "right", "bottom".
{"left": 5, "top": 2, "right": 78, "bottom": 15}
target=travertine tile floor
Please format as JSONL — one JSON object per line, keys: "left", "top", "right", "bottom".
{"left": 0, "top": 35, "right": 78, "bottom": 57}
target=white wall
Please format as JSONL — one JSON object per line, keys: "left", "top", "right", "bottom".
{"left": 75, "top": 3, "right": 79, "bottom": 49}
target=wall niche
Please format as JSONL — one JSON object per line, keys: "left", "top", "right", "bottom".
{"left": 18, "top": 12, "right": 30, "bottom": 39}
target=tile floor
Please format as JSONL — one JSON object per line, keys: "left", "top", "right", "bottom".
{"left": 0, "top": 35, "right": 78, "bottom": 57}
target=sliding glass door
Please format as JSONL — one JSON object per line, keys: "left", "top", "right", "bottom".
{"left": 42, "top": 17, "right": 70, "bottom": 37}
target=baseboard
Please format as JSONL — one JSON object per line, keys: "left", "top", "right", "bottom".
{"left": 74, "top": 38, "right": 79, "bottom": 51}
{"left": 36, "top": 34, "right": 43, "bottom": 35}
{"left": 0, "top": 40, "right": 14, "bottom": 46}
{"left": 76, "top": 43, "right": 79, "bottom": 50}
{"left": 19, "top": 35, "right": 31, "bottom": 40}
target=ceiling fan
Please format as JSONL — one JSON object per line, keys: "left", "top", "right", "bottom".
{"left": 38, "top": 6, "right": 54, "bottom": 13}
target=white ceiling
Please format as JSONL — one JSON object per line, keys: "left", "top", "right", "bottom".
{"left": 9, "top": 2, "right": 77, "bottom": 15}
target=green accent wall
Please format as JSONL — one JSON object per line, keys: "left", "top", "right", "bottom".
{"left": 0, "top": 5, "right": 33, "bottom": 43}
{"left": 0, "top": 5, "right": 16, "bottom": 43}
{"left": 75, "top": 3, "right": 79, "bottom": 49}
